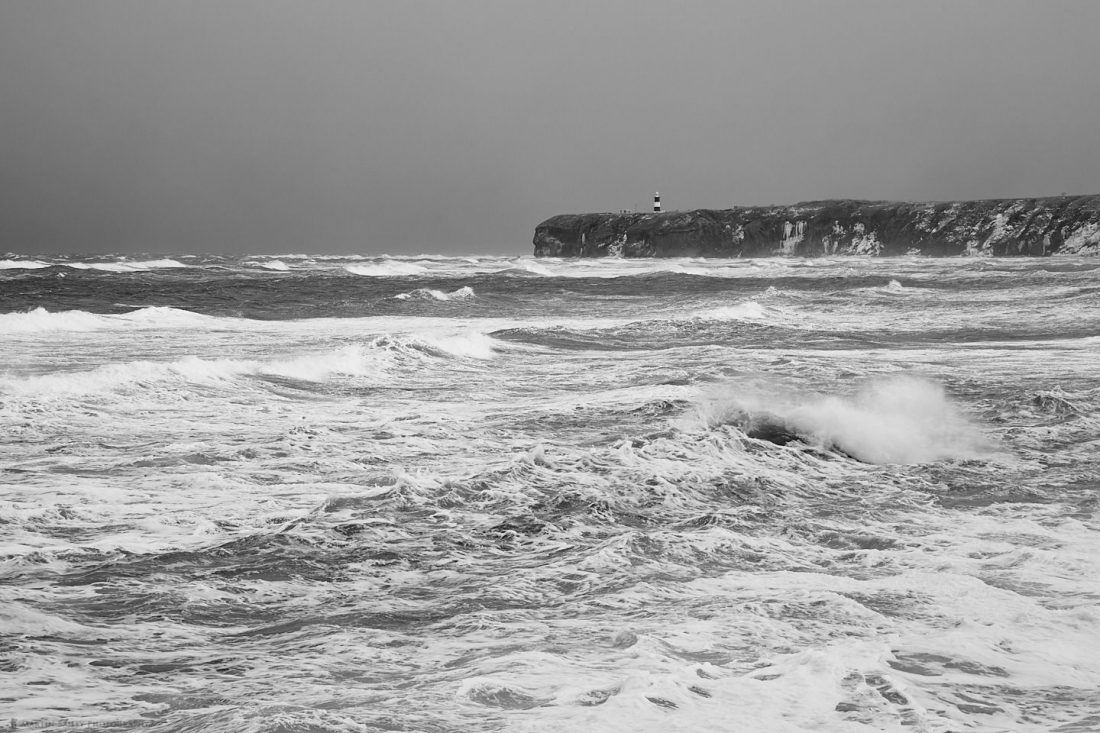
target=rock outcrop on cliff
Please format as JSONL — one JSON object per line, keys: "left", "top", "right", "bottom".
{"left": 533, "top": 196, "right": 1100, "bottom": 257}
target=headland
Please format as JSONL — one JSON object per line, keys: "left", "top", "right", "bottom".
{"left": 533, "top": 196, "right": 1100, "bottom": 257}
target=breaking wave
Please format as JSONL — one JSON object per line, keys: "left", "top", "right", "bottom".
{"left": 394, "top": 286, "right": 476, "bottom": 301}
{"left": 0, "top": 307, "right": 218, "bottom": 333}
{"left": 692, "top": 375, "right": 992, "bottom": 464}
{"left": 496, "top": 260, "right": 554, "bottom": 276}
{"left": 1, "top": 332, "right": 498, "bottom": 396}
{"left": 345, "top": 261, "right": 427, "bottom": 277}
{"left": 62, "top": 259, "right": 189, "bottom": 272}
{"left": 0, "top": 258, "right": 188, "bottom": 272}
{"left": 689, "top": 300, "right": 771, "bottom": 321}
{"left": 255, "top": 259, "right": 291, "bottom": 271}
{"left": 0, "top": 259, "right": 51, "bottom": 270}
{"left": 411, "top": 330, "right": 496, "bottom": 359}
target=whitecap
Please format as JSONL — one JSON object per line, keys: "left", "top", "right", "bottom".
{"left": 345, "top": 261, "right": 427, "bottom": 277}
{"left": 690, "top": 301, "right": 771, "bottom": 321}
{"left": 415, "top": 331, "right": 496, "bottom": 360}
{"left": 394, "top": 286, "right": 476, "bottom": 301}
{"left": 114, "top": 306, "right": 217, "bottom": 327}
{"left": 500, "top": 260, "right": 553, "bottom": 276}
{"left": 2, "top": 331, "right": 499, "bottom": 397}
{"left": 0, "top": 307, "right": 216, "bottom": 334}
{"left": 692, "top": 375, "right": 992, "bottom": 464}
{"left": 63, "top": 258, "right": 188, "bottom": 272}
{"left": 0, "top": 355, "right": 254, "bottom": 396}
{"left": 0, "top": 259, "right": 51, "bottom": 270}
{"left": 0, "top": 308, "right": 110, "bottom": 333}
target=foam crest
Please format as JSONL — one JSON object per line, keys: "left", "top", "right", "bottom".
{"left": 394, "top": 286, "right": 476, "bottom": 301}
{"left": 257, "top": 259, "right": 290, "bottom": 271}
{"left": 504, "top": 260, "right": 553, "bottom": 276}
{"left": 2, "top": 355, "right": 254, "bottom": 396}
{"left": 63, "top": 259, "right": 188, "bottom": 272}
{"left": 113, "top": 306, "right": 216, "bottom": 327}
{"left": 345, "top": 261, "right": 427, "bottom": 276}
{"left": 2, "top": 333, "right": 498, "bottom": 397}
{"left": 0, "top": 308, "right": 112, "bottom": 333}
{"left": 690, "top": 300, "right": 771, "bottom": 321}
{"left": 415, "top": 331, "right": 496, "bottom": 359}
{"left": 694, "top": 375, "right": 991, "bottom": 464}
{"left": 0, "top": 307, "right": 215, "bottom": 333}
{"left": 265, "top": 343, "right": 394, "bottom": 380}
{"left": 371, "top": 331, "right": 497, "bottom": 360}
{"left": 0, "top": 259, "right": 50, "bottom": 270}
{"left": 3, "top": 350, "right": 383, "bottom": 397}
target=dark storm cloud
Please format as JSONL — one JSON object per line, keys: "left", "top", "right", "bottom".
{"left": 2, "top": 0, "right": 1098, "bottom": 254}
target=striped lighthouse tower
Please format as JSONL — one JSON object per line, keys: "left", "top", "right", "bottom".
{"left": 653, "top": 192, "right": 661, "bottom": 213}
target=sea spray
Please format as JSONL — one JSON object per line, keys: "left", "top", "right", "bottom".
{"left": 691, "top": 374, "right": 991, "bottom": 464}
{"left": 394, "top": 286, "right": 476, "bottom": 301}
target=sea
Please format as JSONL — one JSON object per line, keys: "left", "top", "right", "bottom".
{"left": 1, "top": 253, "right": 1098, "bottom": 733}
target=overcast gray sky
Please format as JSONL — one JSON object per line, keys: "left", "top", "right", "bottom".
{"left": 2, "top": 1, "right": 1098, "bottom": 255}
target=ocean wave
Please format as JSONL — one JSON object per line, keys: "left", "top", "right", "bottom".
{"left": 0, "top": 308, "right": 110, "bottom": 333}
{"left": 256, "top": 260, "right": 291, "bottom": 271}
{"left": 394, "top": 286, "right": 476, "bottom": 301}
{"left": 855, "top": 279, "right": 912, "bottom": 296}
{"left": 2, "top": 333, "right": 498, "bottom": 396}
{"left": 61, "top": 259, "right": 189, "bottom": 272}
{"left": 689, "top": 300, "right": 772, "bottom": 321}
{"left": 0, "top": 259, "right": 51, "bottom": 270}
{"left": 691, "top": 375, "right": 992, "bottom": 464}
{"left": 345, "top": 261, "right": 427, "bottom": 277}
{"left": 0, "top": 307, "right": 217, "bottom": 333}
{"left": 411, "top": 331, "right": 496, "bottom": 360}
{"left": 270, "top": 332, "right": 495, "bottom": 378}
{"left": 1, "top": 355, "right": 255, "bottom": 396}
{"left": 494, "top": 260, "right": 554, "bottom": 277}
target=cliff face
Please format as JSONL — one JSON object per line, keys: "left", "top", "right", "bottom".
{"left": 533, "top": 196, "right": 1100, "bottom": 257}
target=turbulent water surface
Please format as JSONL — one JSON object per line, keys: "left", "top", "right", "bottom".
{"left": 2, "top": 253, "right": 1099, "bottom": 732}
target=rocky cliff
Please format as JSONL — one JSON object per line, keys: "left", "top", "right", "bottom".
{"left": 533, "top": 196, "right": 1100, "bottom": 257}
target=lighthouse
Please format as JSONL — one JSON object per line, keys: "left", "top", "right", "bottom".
{"left": 653, "top": 192, "right": 661, "bottom": 213}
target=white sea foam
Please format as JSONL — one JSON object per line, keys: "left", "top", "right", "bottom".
{"left": 266, "top": 334, "right": 495, "bottom": 379}
{"left": 692, "top": 375, "right": 992, "bottom": 464}
{"left": 0, "top": 259, "right": 51, "bottom": 270}
{"left": 690, "top": 300, "right": 771, "bottom": 321}
{"left": 0, "top": 308, "right": 110, "bottom": 333}
{"left": 345, "top": 261, "right": 427, "bottom": 276}
{"left": 510, "top": 260, "right": 554, "bottom": 276}
{"left": 0, "top": 307, "right": 216, "bottom": 333}
{"left": 257, "top": 259, "right": 291, "bottom": 271}
{"left": 261, "top": 343, "right": 394, "bottom": 381}
{"left": 0, "top": 355, "right": 253, "bottom": 396}
{"left": 414, "top": 331, "right": 496, "bottom": 360}
{"left": 394, "top": 286, "right": 476, "bottom": 301}
{"left": 112, "top": 306, "right": 217, "bottom": 327}
{"left": 63, "top": 258, "right": 188, "bottom": 272}
{"left": 1, "top": 332, "right": 498, "bottom": 396}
